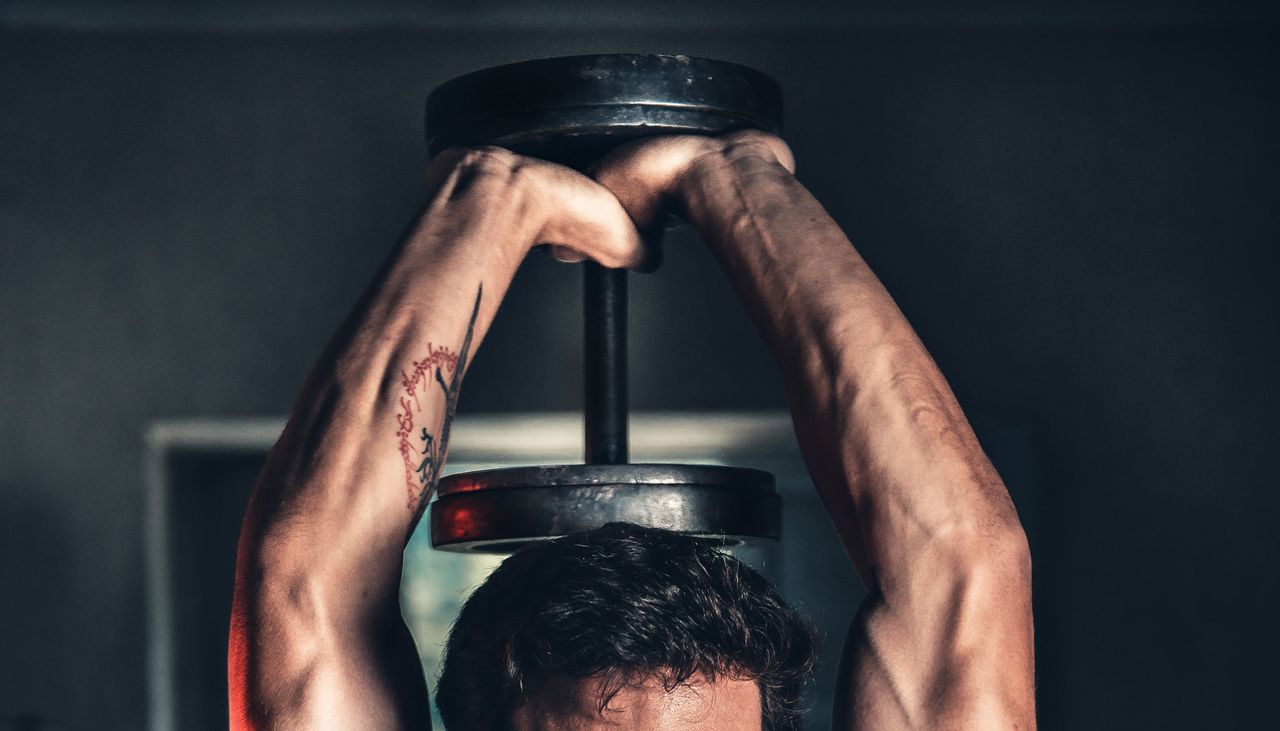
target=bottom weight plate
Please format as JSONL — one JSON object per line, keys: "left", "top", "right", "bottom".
{"left": 429, "top": 464, "right": 780, "bottom": 553}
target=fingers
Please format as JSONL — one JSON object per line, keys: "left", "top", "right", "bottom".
{"left": 591, "top": 135, "right": 716, "bottom": 230}
{"left": 422, "top": 131, "right": 794, "bottom": 273}
{"left": 717, "top": 129, "right": 796, "bottom": 174}
{"left": 679, "top": 130, "right": 796, "bottom": 185}
{"left": 531, "top": 161, "right": 650, "bottom": 270}
{"left": 590, "top": 130, "right": 796, "bottom": 233}
{"left": 423, "top": 146, "right": 651, "bottom": 270}
{"left": 534, "top": 244, "right": 585, "bottom": 263}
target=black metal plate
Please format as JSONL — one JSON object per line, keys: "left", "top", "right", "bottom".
{"left": 430, "top": 463, "right": 780, "bottom": 553}
{"left": 425, "top": 54, "right": 784, "bottom": 169}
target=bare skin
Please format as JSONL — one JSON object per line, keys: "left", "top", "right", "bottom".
{"left": 594, "top": 131, "right": 1035, "bottom": 729}
{"left": 229, "top": 132, "right": 1034, "bottom": 730}
{"left": 511, "top": 673, "right": 761, "bottom": 730}
{"left": 228, "top": 148, "right": 648, "bottom": 730}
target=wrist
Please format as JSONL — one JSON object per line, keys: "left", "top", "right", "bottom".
{"left": 676, "top": 145, "right": 792, "bottom": 237}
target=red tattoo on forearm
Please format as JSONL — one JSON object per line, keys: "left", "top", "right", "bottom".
{"left": 395, "top": 284, "right": 482, "bottom": 517}
{"left": 395, "top": 345, "right": 456, "bottom": 506}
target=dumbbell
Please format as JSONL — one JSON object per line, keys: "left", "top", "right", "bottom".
{"left": 424, "top": 54, "right": 785, "bottom": 552}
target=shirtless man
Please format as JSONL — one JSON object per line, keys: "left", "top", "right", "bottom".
{"left": 229, "top": 131, "right": 1035, "bottom": 730}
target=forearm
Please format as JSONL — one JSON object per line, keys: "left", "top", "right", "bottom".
{"left": 681, "top": 152, "right": 1033, "bottom": 725}
{"left": 682, "top": 152, "right": 1023, "bottom": 552}
{"left": 241, "top": 178, "right": 532, "bottom": 582}
{"left": 230, "top": 151, "right": 537, "bottom": 728}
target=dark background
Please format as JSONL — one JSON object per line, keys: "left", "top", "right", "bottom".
{"left": 2, "top": 1, "right": 1278, "bottom": 728}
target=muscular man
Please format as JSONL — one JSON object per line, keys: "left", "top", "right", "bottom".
{"left": 229, "top": 132, "right": 1035, "bottom": 730}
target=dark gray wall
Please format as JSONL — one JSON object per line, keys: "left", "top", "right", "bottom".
{"left": 1, "top": 3, "right": 1278, "bottom": 729}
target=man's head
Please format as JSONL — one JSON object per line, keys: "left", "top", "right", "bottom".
{"left": 436, "top": 522, "right": 817, "bottom": 730}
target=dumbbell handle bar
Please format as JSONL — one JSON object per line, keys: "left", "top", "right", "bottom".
{"left": 583, "top": 263, "right": 628, "bottom": 464}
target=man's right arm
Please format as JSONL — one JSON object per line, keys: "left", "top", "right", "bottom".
{"left": 228, "top": 147, "right": 646, "bottom": 730}
{"left": 595, "top": 133, "right": 1035, "bottom": 729}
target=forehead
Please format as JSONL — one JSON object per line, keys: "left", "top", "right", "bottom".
{"left": 510, "top": 672, "right": 763, "bottom": 730}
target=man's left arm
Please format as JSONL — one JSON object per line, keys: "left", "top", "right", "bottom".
{"left": 592, "top": 132, "right": 1035, "bottom": 729}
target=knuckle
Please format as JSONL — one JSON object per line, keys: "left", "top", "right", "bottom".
{"left": 457, "top": 146, "right": 522, "bottom": 174}
{"left": 429, "top": 145, "right": 528, "bottom": 181}
{"left": 429, "top": 146, "right": 544, "bottom": 201}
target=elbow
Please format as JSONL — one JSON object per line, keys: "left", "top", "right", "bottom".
{"left": 949, "top": 521, "right": 1034, "bottom": 636}
{"left": 912, "top": 511, "right": 1033, "bottom": 604}
{"left": 982, "top": 523, "right": 1033, "bottom": 613}
{"left": 958, "top": 517, "right": 1032, "bottom": 594}
{"left": 989, "top": 509, "right": 1032, "bottom": 584}
{"left": 1000, "top": 520, "right": 1033, "bottom": 584}
{"left": 235, "top": 524, "right": 334, "bottom": 632}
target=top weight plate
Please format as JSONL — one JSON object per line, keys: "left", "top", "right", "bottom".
{"left": 425, "top": 54, "right": 784, "bottom": 170}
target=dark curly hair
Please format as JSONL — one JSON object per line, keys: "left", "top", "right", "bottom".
{"left": 435, "top": 522, "right": 816, "bottom": 730}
